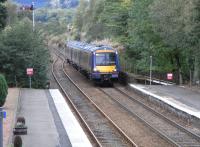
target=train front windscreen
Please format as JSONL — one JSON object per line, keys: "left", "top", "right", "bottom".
{"left": 95, "top": 53, "right": 116, "bottom": 66}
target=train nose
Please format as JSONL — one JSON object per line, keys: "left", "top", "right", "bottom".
{"left": 101, "top": 74, "right": 111, "bottom": 81}
{"left": 96, "top": 66, "right": 116, "bottom": 72}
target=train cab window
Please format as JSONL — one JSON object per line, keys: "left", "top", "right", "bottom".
{"left": 96, "top": 53, "right": 116, "bottom": 66}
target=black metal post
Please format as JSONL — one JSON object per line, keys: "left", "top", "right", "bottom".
{"left": 0, "top": 107, "right": 3, "bottom": 147}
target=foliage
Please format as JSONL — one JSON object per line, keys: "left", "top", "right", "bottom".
{"left": 0, "top": 74, "right": 8, "bottom": 106}
{"left": 82, "top": 0, "right": 105, "bottom": 41}
{"left": 99, "top": 0, "right": 131, "bottom": 41}
{"left": 72, "top": 0, "right": 200, "bottom": 84}
{"left": 127, "top": 0, "right": 155, "bottom": 71}
{"left": 73, "top": 0, "right": 88, "bottom": 40}
{"left": 60, "top": 0, "right": 79, "bottom": 8}
{"left": 5, "top": 2, "right": 18, "bottom": 25}
{"left": 0, "top": 18, "right": 50, "bottom": 88}
{"left": 0, "top": 0, "right": 7, "bottom": 30}
{"left": 149, "top": 0, "right": 200, "bottom": 84}
{"left": 73, "top": 0, "right": 131, "bottom": 42}
{"left": 35, "top": 8, "right": 75, "bottom": 44}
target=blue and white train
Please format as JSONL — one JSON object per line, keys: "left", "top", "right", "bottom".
{"left": 65, "top": 41, "right": 120, "bottom": 83}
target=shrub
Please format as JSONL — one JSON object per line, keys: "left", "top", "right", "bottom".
{"left": 0, "top": 74, "right": 8, "bottom": 106}
{"left": 14, "top": 135, "right": 22, "bottom": 147}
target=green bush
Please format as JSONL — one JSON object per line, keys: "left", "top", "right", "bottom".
{"left": 0, "top": 74, "right": 8, "bottom": 106}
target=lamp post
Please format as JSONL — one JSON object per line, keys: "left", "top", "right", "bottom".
{"left": 150, "top": 56, "right": 152, "bottom": 85}
{"left": 32, "top": 1, "right": 35, "bottom": 32}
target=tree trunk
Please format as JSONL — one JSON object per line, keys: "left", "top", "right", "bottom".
{"left": 175, "top": 53, "right": 183, "bottom": 85}
{"left": 178, "top": 68, "right": 183, "bottom": 85}
{"left": 193, "top": 56, "right": 200, "bottom": 84}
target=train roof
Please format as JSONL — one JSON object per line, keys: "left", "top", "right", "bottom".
{"left": 67, "top": 41, "right": 113, "bottom": 52}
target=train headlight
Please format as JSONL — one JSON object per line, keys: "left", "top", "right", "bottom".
{"left": 93, "top": 67, "right": 97, "bottom": 72}
{"left": 113, "top": 68, "right": 117, "bottom": 72}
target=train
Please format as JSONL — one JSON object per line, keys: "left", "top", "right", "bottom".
{"left": 65, "top": 41, "right": 120, "bottom": 84}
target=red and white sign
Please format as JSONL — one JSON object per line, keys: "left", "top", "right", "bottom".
{"left": 27, "top": 68, "right": 33, "bottom": 76}
{"left": 167, "top": 73, "right": 173, "bottom": 80}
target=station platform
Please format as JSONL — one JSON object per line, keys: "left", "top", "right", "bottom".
{"left": 129, "top": 84, "right": 200, "bottom": 120}
{"left": 15, "top": 89, "right": 92, "bottom": 147}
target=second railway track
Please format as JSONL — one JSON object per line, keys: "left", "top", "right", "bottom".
{"left": 99, "top": 87, "right": 200, "bottom": 147}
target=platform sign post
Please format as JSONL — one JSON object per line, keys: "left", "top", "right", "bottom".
{"left": 27, "top": 68, "right": 33, "bottom": 88}
{"left": 150, "top": 56, "right": 152, "bottom": 85}
{"left": 167, "top": 73, "right": 173, "bottom": 80}
{"left": 0, "top": 107, "right": 5, "bottom": 147}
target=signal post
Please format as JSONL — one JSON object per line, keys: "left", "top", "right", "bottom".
{"left": 27, "top": 68, "right": 33, "bottom": 88}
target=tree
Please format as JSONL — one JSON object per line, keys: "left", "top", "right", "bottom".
{"left": 73, "top": 0, "right": 132, "bottom": 42}
{"left": 189, "top": 0, "right": 200, "bottom": 84}
{"left": 0, "top": 18, "right": 50, "bottom": 88}
{"left": 127, "top": 0, "right": 161, "bottom": 72}
{"left": 149, "top": 0, "right": 200, "bottom": 84}
{"left": 0, "top": 74, "right": 8, "bottom": 106}
{"left": 5, "top": 2, "right": 18, "bottom": 25}
{"left": 71, "top": 0, "right": 199, "bottom": 84}
{"left": 83, "top": 0, "right": 105, "bottom": 41}
{"left": 0, "top": 0, "right": 7, "bottom": 30}
{"left": 99, "top": 0, "right": 131, "bottom": 42}
{"left": 73, "top": 0, "right": 88, "bottom": 40}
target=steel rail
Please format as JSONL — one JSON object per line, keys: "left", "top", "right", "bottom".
{"left": 99, "top": 88, "right": 179, "bottom": 147}
{"left": 99, "top": 86, "right": 200, "bottom": 146}
{"left": 54, "top": 47, "right": 200, "bottom": 146}
{"left": 115, "top": 87, "right": 200, "bottom": 142}
{"left": 61, "top": 59, "right": 138, "bottom": 147}
{"left": 52, "top": 50, "right": 138, "bottom": 146}
{"left": 52, "top": 54, "right": 102, "bottom": 147}
{"left": 55, "top": 46, "right": 138, "bottom": 146}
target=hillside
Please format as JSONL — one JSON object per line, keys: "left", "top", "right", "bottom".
{"left": 13, "top": 0, "right": 79, "bottom": 8}
{"left": 13, "top": 0, "right": 48, "bottom": 7}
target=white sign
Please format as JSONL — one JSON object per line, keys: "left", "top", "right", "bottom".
{"left": 167, "top": 73, "right": 173, "bottom": 80}
{"left": 27, "top": 68, "right": 33, "bottom": 76}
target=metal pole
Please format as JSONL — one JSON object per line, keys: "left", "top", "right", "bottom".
{"left": 0, "top": 107, "right": 3, "bottom": 147}
{"left": 29, "top": 76, "right": 32, "bottom": 88}
{"left": 32, "top": 1, "right": 35, "bottom": 32}
{"left": 190, "top": 69, "right": 192, "bottom": 87}
{"left": 150, "top": 56, "right": 152, "bottom": 85}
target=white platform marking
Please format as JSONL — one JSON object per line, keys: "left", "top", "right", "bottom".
{"left": 49, "top": 89, "right": 92, "bottom": 147}
{"left": 130, "top": 84, "right": 200, "bottom": 119}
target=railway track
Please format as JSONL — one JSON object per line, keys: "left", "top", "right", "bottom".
{"left": 99, "top": 86, "right": 200, "bottom": 147}
{"left": 53, "top": 47, "right": 200, "bottom": 146}
{"left": 51, "top": 52, "right": 137, "bottom": 146}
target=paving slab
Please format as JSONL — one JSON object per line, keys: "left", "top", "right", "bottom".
{"left": 17, "top": 89, "right": 60, "bottom": 147}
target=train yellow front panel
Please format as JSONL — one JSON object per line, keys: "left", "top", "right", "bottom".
{"left": 96, "top": 50, "right": 115, "bottom": 53}
{"left": 96, "top": 66, "right": 116, "bottom": 72}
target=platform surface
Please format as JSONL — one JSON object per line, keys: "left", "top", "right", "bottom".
{"left": 130, "top": 84, "right": 200, "bottom": 119}
{"left": 17, "top": 89, "right": 70, "bottom": 147}
{"left": 16, "top": 88, "right": 92, "bottom": 147}
{"left": 50, "top": 89, "right": 92, "bottom": 147}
